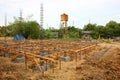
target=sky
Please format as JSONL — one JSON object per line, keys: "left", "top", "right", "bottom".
{"left": 0, "top": 0, "right": 120, "bottom": 29}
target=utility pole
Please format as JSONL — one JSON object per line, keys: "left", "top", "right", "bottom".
{"left": 40, "top": 3, "right": 43, "bottom": 30}
{"left": 18, "top": 9, "right": 22, "bottom": 34}
{"left": 4, "top": 13, "right": 7, "bottom": 41}
{"left": 4, "top": 13, "right": 7, "bottom": 52}
{"left": 5, "top": 13, "right": 7, "bottom": 27}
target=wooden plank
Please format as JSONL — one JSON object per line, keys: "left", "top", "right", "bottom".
{"left": 33, "top": 58, "right": 43, "bottom": 72}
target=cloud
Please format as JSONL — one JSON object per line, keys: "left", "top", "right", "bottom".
{"left": 0, "top": 0, "right": 120, "bottom": 28}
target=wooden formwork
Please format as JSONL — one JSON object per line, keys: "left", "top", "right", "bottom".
{"left": 0, "top": 39, "right": 97, "bottom": 77}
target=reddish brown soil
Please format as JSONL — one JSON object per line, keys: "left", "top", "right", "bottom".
{"left": 0, "top": 43, "right": 120, "bottom": 80}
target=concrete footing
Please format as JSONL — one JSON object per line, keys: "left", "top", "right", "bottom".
{"left": 34, "top": 64, "right": 51, "bottom": 72}
{"left": 60, "top": 56, "right": 71, "bottom": 62}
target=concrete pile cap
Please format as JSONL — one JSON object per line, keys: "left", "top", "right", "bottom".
{"left": 40, "top": 51, "right": 49, "bottom": 56}
{"left": 60, "top": 56, "right": 71, "bottom": 62}
{"left": 15, "top": 56, "right": 25, "bottom": 63}
{"left": 4, "top": 53, "right": 12, "bottom": 57}
{"left": 34, "top": 64, "right": 51, "bottom": 72}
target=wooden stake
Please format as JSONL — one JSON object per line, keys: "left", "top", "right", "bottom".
{"left": 46, "top": 60, "right": 47, "bottom": 71}
{"left": 59, "top": 58, "right": 61, "bottom": 70}
{"left": 52, "top": 62, "right": 54, "bottom": 73}
{"left": 76, "top": 52, "right": 78, "bottom": 71}
{"left": 80, "top": 47, "right": 82, "bottom": 60}
{"left": 25, "top": 52, "right": 27, "bottom": 70}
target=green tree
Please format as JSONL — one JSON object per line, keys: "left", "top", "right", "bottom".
{"left": 116, "top": 23, "right": 120, "bottom": 36}
{"left": 68, "top": 26, "right": 80, "bottom": 38}
{"left": 83, "top": 23, "right": 96, "bottom": 31}
{"left": 23, "top": 21, "right": 40, "bottom": 39}
{"left": 79, "top": 29, "right": 82, "bottom": 38}
{"left": 106, "top": 21, "right": 118, "bottom": 29}
{"left": 39, "top": 29, "right": 46, "bottom": 39}
{"left": 95, "top": 25, "right": 105, "bottom": 38}
{"left": 83, "top": 23, "right": 97, "bottom": 39}
{"left": 0, "top": 27, "right": 4, "bottom": 37}
{"left": 7, "top": 17, "right": 40, "bottom": 39}
{"left": 91, "top": 31, "right": 99, "bottom": 39}
{"left": 105, "top": 20, "right": 120, "bottom": 37}
{"left": 45, "top": 28, "right": 58, "bottom": 39}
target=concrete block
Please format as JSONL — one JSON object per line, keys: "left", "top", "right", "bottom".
{"left": 4, "top": 53, "right": 12, "bottom": 57}
{"left": 34, "top": 64, "right": 51, "bottom": 72}
{"left": 60, "top": 56, "right": 71, "bottom": 62}
{"left": 40, "top": 51, "right": 49, "bottom": 56}
{"left": 15, "top": 56, "right": 25, "bottom": 63}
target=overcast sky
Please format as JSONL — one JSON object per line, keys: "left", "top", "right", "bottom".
{"left": 0, "top": 0, "right": 120, "bottom": 29}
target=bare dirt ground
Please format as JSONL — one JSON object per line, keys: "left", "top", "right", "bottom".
{"left": 0, "top": 42, "right": 120, "bottom": 80}
{"left": 73, "top": 43, "right": 120, "bottom": 80}
{"left": 45, "top": 43, "right": 120, "bottom": 80}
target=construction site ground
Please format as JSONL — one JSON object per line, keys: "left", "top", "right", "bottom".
{"left": 0, "top": 41, "right": 120, "bottom": 80}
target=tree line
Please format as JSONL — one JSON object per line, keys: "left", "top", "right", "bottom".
{"left": 83, "top": 21, "right": 120, "bottom": 39}
{"left": 0, "top": 17, "right": 120, "bottom": 39}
